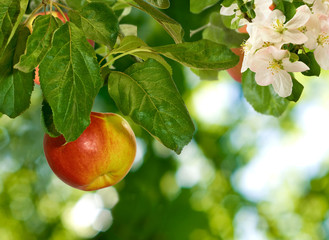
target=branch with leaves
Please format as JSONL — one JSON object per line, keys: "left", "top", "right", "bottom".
{"left": 0, "top": 0, "right": 239, "bottom": 154}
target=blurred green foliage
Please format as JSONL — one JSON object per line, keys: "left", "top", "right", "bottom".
{"left": 1, "top": 1, "right": 329, "bottom": 240}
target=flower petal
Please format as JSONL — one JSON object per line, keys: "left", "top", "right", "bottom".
{"left": 266, "top": 10, "right": 286, "bottom": 25}
{"left": 268, "top": 46, "right": 288, "bottom": 61}
{"left": 285, "top": 5, "right": 311, "bottom": 29}
{"left": 306, "top": 14, "right": 321, "bottom": 35}
{"left": 241, "top": 55, "right": 249, "bottom": 72}
{"left": 304, "top": 31, "right": 318, "bottom": 50}
{"left": 260, "top": 27, "right": 282, "bottom": 43}
{"left": 283, "top": 30, "right": 308, "bottom": 44}
{"left": 282, "top": 58, "right": 310, "bottom": 72}
{"left": 313, "top": 0, "right": 329, "bottom": 14}
{"left": 255, "top": 70, "right": 273, "bottom": 86}
{"left": 314, "top": 46, "right": 329, "bottom": 70}
{"left": 272, "top": 70, "right": 292, "bottom": 98}
{"left": 249, "top": 48, "right": 272, "bottom": 72}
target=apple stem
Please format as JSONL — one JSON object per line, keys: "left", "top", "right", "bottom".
{"left": 22, "top": 3, "right": 44, "bottom": 26}
{"left": 53, "top": 2, "right": 69, "bottom": 23}
{"left": 50, "top": 0, "right": 53, "bottom": 15}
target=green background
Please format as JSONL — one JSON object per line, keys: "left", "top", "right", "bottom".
{"left": 1, "top": 1, "right": 329, "bottom": 239}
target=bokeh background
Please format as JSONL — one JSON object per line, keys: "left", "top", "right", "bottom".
{"left": 1, "top": 1, "right": 329, "bottom": 239}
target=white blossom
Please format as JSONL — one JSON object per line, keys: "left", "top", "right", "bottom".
{"left": 253, "top": 0, "right": 273, "bottom": 22}
{"left": 305, "top": 14, "right": 329, "bottom": 69}
{"left": 312, "top": 0, "right": 329, "bottom": 15}
{"left": 249, "top": 46, "right": 309, "bottom": 97}
{"left": 258, "top": 5, "right": 311, "bottom": 46}
{"left": 241, "top": 25, "right": 265, "bottom": 72}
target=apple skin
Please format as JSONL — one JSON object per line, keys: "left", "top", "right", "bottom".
{"left": 227, "top": 48, "right": 244, "bottom": 82}
{"left": 29, "top": 11, "right": 95, "bottom": 85}
{"left": 43, "top": 112, "right": 137, "bottom": 191}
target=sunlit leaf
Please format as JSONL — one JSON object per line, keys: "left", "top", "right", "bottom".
{"left": 108, "top": 59, "right": 195, "bottom": 154}
{"left": 14, "top": 15, "right": 62, "bottom": 73}
{"left": 154, "top": 39, "right": 239, "bottom": 70}
{"left": 39, "top": 22, "right": 103, "bottom": 142}
{"left": 69, "top": 2, "right": 119, "bottom": 47}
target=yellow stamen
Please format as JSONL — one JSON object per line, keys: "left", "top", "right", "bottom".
{"left": 317, "top": 32, "right": 329, "bottom": 46}
{"left": 267, "top": 60, "right": 283, "bottom": 75}
{"left": 273, "top": 19, "right": 286, "bottom": 33}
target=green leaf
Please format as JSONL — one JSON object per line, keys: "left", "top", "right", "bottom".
{"left": 286, "top": 76, "right": 304, "bottom": 102}
{"left": 39, "top": 22, "right": 103, "bottom": 142}
{"left": 0, "top": 25, "right": 34, "bottom": 118}
{"left": 133, "top": 51, "right": 173, "bottom": 74}
{"left": 153, "top": 39, "right": 239, "bottom": 70}
{"left": 273, "top": 0, "right": 284, "bottom": 12}
{"left": 190, "top": 0, "right": 220, "bottom": 14}
{"left": 221, "top": 0, "right": 235, "bottom": 7}
{"left": 112, "top": 35, "right": 149, "bottom": 54}
{"left": 120, "top": 24, "right": 138, "bottom": 36}
{"left": 283, "top": 2, "right": 296, "bottom": 21}
{"left": 14, "top": 15, "right": 63, "bottom": 73}
{"left": 0, "top": 0, "right": 29, "bottom": 56}
{"left": 64, "top": 0, "right": 87, "bottom": 10}
{"left": 68, "top": 2, "right": 119, "bottom": 47}
{"left": 132, "top": 0, "right": 184, "bottom": 43}
{"left": 41, "top": 100, "right": 61, "bottom": 137}
{"left": 203, "top": 12, "right": 248, "bottom": 48}
{"left": 299, "top": 52, "right": 321, "bottom": 77}
{"left": 242, "top": 69, "right": 289, "bottom": 117}
{"left": 108, "top": 59, "right": 195, "bottom": 154}
{"left": 191, "top": 68, "right": 219, "bottom": 81}
{"left": 146, "top": 0, "right": 170, "bottom": 9}
{"left": 273, "top": 0, "right": 296, "bottom": 21}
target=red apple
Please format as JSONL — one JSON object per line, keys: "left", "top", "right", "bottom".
{"left": 238, "top": 25, "right": 247, "bottom": 34}
{"left": 27, "top": 11, "right": 68, "bottom": 33}
{"left": 227, "top": 48, "right": 244, "bottom": 82}
{"left": 43, "top": 112, "right": 137, "bottom": 191}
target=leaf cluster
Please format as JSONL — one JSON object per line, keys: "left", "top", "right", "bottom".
{"left": 0, "top": 0, "right": 239, "bottom": 153}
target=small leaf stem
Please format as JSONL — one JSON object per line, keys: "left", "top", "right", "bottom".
{"left": 55, "top": 2, "right": 71, "bottom": 11}
{"left": 101, "top": 48, "right": 154, "bottom": 68}
{"left": 190, "top": 23, "right": 210, "bottom": 37}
